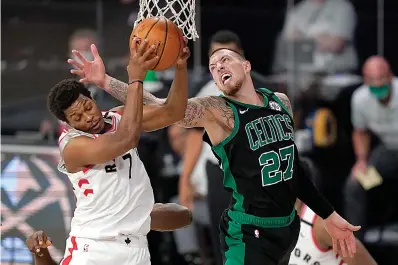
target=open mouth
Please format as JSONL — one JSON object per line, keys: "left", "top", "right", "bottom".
{"left": 221, "top": 73, "right": 231, "bottom": 84}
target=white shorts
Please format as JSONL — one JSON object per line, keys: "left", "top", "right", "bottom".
{"left": 60, "top": 234, "right": 150, "bottom": 265}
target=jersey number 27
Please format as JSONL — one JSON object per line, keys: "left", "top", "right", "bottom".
{"left": 259, "top": 144, "right": 295, "bottom": 186}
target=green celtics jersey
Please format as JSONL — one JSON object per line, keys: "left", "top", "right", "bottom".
{"left": 204, "top": 88, "right": 299, "bottom": 218}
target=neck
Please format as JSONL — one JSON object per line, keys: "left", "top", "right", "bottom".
{"left": 380, "top": 89, "right": 393, "bottom": 106}
{"left": 226, "top": 77, "right": 262, "bottom": 106}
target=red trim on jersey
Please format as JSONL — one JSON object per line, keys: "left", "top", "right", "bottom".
{"left": 111, "top": 110, "right": 123, "bottom": 115}
{"left": 61, "top": 236, "right": 78, "bottom": 265}
{"left": 107, "top": 115, "right": 117, "bottom": 133}
{"left": 311, "top": 215, "right": 330, "bottom": 252}
{"left": 58, "top": 129, "right": 69, "bottom": 144}
{"left": 78, "top": 179, "right": 90, "bottom": 188}
{"left": 339, "top": 260, "right": 344, "bottom": 265}
{"left": 82, "top": 165, "right": 94, "bottom": 173}
{"left": 84, "top": 189, "right": 94, "bottom": 196}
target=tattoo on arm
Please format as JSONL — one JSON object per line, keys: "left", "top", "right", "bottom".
{"left": 107, "top": 77, "right": 165, "bottom": 105}
{"left": 275, "top": 92, "right": 293, "bottom": 115}
{"left": 177, "top": 96, "right": 234, "bottom": 129}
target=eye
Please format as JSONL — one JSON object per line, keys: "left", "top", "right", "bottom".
{"left": 74, "top": 115, "right": 81, "bottom": 122}
{"left": 222, "top": 57, "right": 228, "bottom": 63}
{"left": 86, "top": 105, "right": 92, "bottom": 111}
{"left": 210, "top": 66, "right": 215, "bottom": 72}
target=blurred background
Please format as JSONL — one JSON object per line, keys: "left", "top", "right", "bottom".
{"left": 2, "top": 0, "right": 398, "bottom": 264}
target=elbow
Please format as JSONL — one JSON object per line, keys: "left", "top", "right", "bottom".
{"left": 181, "top": 207, "right": 193, "bottom": 227}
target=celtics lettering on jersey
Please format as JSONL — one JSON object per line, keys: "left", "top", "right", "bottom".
{"left": 244, "top": 107, "right": 294, "bottom": 186}
{"left": 204, "top": 88, "right": 298, "bottom": 217}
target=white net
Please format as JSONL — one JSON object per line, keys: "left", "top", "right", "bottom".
{"left": 135, "top": 0, "right": 199, "bottom": 40}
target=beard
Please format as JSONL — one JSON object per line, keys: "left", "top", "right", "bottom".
{"left": 222, "top": 78, "right": 243, "bottom": 96}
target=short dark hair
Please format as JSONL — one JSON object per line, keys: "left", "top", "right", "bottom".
{"left": 47, "top": 79, "right": 92, "bottom": 122}
{"left": 210, "top": 30, "right": 242, "bottom": 50}
{"left": 210, "top": 48, "right": 246, "bottom": 60}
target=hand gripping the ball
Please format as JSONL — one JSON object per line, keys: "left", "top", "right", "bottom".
{"left": 176, "top": 37, "right": 191, "bottom": 68}
{"left": 127, "top": 37, "right": 159, "bottom": 81}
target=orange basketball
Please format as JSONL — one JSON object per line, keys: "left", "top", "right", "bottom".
{"left": 130, "top": 17, "right": 184, "bottom": 71}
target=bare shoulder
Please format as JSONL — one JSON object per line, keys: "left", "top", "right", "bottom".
{"left": 190, "top": 95, "right": 227, "bottom": 107}
{"left": 62, "top": 135, "right": 94, "bottom": 172}
{"left": 274, "top": 92, "right": 292, "bottom": 114}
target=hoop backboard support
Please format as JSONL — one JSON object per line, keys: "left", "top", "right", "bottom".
{"left": 135, "top": 0, "right": 199, "bottom": 40}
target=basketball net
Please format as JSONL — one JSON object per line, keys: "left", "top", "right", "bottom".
{"left": 135, "top": 0, "right": 199, "bottom": 40}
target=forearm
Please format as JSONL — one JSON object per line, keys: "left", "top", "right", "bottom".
{"left": 103, "top": 74, "right": 164, "bottom": 105}
{"left": 151, "top": 203, "right": 192, "bottom": 231}
{"left": 33, "top": 249, "right": 57, "bottom": 265}
{"left": 180, "top": 129, "right": 203, "bottom": 185}
{"left": 163, "top": 63, "right": 188, "bottom": 115}
{"left": 297, "top": 158, "right": 334, "bottom": 219}
{"left": 352, "top": 130, "right": 370, "bottom": 161}
{"left": 116, "top": 82, "right": 144, "bottom": 145}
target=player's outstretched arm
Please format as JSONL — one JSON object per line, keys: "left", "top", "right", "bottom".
{"left": 314, "top": 218, "right": 377, "bottom": 265}
{"left": 111, "top": 41, "right": 191, "bottom": 132}
{"left": 25, "top": 231, "right": 57, "bottom": 265}
{"left": 150, "top": 203, "right": 193, "bottom": 231}
{"left": 63, "top": 39, "right": 156, "bottom": 169}
{"left": 67, "top": 44, "right": 219, "bottom": 130}
{"left": 297, "top": 157, "right": 361, "bottom": 258}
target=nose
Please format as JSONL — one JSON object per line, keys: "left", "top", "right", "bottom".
{"left": 217, "top": 64, "right": 225, "bottom": 72}
{"left": 84, "top": 113, "right": 93, "bottom": 123}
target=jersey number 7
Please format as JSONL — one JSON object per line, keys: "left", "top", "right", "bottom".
{"left": 259, "top": 144, "right": 295, "bottom": 186}
{"left": 105, "top": 153, "right": 133, "bottom": 179}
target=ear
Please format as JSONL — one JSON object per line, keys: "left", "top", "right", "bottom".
{"left": 243, "top": 60, "right": 251, "bottom": 73}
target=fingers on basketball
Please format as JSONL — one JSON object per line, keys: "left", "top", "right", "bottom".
{"left": 130, "top": 37, "right": 139, "bottom": 56}
{"left": 130, "top": 17, "right": 184, "bottom": 71}
{"left": 137, "top": 39, "right": 148, "bottom": 56}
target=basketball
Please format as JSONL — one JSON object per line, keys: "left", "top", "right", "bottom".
{"left": 130, "top": 17, "right": 184, "bottom": 71}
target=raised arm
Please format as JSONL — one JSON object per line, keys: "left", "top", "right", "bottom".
{"left": 104, "top": 77, "right": 224, "bottom": 129}
{"left": 63, "top": 39, "right": 156, "bottom": 170}
{"left": 68, "top": 43, "right": 222, "bottom": 130}
{"left": 110, "top": 43, "right": 191, "bottom": 132}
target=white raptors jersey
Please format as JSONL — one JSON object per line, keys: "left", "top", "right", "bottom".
{"left": 58, "top": 111, "right": 154, "bottom": 239}
{"left": 289, "top": 205, "right": 346, "bottom": 265}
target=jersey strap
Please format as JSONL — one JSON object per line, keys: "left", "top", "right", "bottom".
{"left": 257, "top": 88, "right": 293, "bottom": 120}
